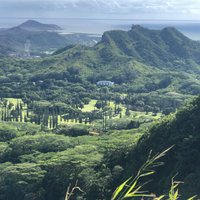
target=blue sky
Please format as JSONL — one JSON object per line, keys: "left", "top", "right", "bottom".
{"left": 1, "top": 0, "right": 200, "bottom": 20}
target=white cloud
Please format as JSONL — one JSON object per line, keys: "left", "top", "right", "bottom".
{"left": 0, "top": 0, "right": 200, "bottom": 19}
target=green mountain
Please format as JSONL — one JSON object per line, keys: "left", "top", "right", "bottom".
{"left": 0, "top": 25, "right": 200, "bottom": 113}
{"left": 0, "top": 21, "right": 100, "bottom": 56}
{"left": 0, "top": 44, "right": 13, "bottom": 57}
{"left": 96, "top": 25, "right": 200, "bottom": 68}
{"left": 119, "top": 96, "right": 200, "bottom": 198}
{"left": 18, "top": 20, "right": 62, "bottom": 31}
{"left": 0, "top": 26, "right": 67, "bottom": 55}
{"left": 0, "top": 25, "right": 200, "bottom": 199}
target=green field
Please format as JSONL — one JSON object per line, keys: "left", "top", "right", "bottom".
{"left": 0, "top": 98, "right": 164, "bottom": 132}
{"left": 82, "top": 99, "right": 98, "bottom": 112}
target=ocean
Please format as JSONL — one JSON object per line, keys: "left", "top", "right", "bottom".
{"left": 0, "top": 18, "right": 200, "bottom": 40}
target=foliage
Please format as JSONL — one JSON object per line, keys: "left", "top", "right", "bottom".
{"left": 112, "top": 147, "right": 172, "bottom": 200}
{"left": 0, "top": 24, "right": 200, "bottom": 200}
{"left": 119, "top": 96, "right": 200, "bottom": 199}
{"left": 0, "top": 120, "right": 144, "bottom": 200}
{"left": 0, "top": 25, "right": 199, "bottom": 116}
{"left": 112, "top": 147, "right": 197, "bottom": 200}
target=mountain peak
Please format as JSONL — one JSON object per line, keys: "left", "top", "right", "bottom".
{"left": 161, "top": 26, "right": 181, "bottom": 34}
{"left": 18, "top": 20, "right": 62, "bottom": 31}
{"left": 22, "top": 20, "right": 39, "bottom": 24}
{"left": 160, "top": 26, "right": 191, "bottom": 42}
{"left": 96, "top": 25, "right": 197, "bottom": 67}
{"left": 131, "top": 24, "right": 148, "bottom": 31}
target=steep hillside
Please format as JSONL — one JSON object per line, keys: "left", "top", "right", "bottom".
{"left": 96, "top": 25, "right": 200, "bottom": 69}
{"left": 120, "top": 96, "right": 200, "bottom": 198}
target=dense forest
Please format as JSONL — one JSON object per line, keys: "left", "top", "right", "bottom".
{"left": 0, "top": 23, "right": 200, "bottom": 199}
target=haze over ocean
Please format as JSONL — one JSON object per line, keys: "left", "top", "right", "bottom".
{"left": 1, "top": 18, "right": 200, "bottom": 40}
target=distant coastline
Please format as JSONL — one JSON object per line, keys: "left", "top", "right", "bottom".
{"left": 0, "top": 18, "right": 200, "bottom": 40}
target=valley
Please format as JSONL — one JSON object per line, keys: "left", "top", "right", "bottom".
{"left": 0, "top": 21, "right": 200, "bottom": 200}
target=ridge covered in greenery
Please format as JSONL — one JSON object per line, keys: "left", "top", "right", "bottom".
{"left": 0, "top": 25, "right": 200, "bottom": 115}
{"left": 96, "top": 25, "right": 200, "bottom": 68}
{"left": 0, "top": 25, "right": 200, "bottom": 199}
{"left": 119, "top": 96, "right": 200, "bottom": 199}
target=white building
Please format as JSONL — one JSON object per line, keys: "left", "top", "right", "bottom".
{"left": 97, "top": 81, "right": 114, "bottom": 86}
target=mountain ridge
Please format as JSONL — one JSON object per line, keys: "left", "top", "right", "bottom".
{"left": 0, "top": 24, "right": 200, "bottom": 199}
{"left": 17, "top": 20, "right": 62, "bottom": 31}
{"left": 95, "top": 25, "right": 200, "bottom": 68}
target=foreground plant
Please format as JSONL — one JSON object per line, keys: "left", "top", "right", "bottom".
{"left": 111, "top": 146, "right": 197, "bottom": 200}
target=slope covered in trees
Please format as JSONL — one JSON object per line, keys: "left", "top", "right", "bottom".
{"left": 0, "top": 26, "right": 200, "bottom": 115}
{"left": 119, "top": 96, "right": 200, "bottom": 199}
{"left": 0, "top": 25, "right": 200, "bottom": 199}
{"left": 1, "top": 96, "right": 200, "bottom": 199}
{"left": 96, "top": 25, "right": 200, "bottom": 68}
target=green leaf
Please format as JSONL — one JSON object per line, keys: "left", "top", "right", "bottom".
{"left": 111, "top": 177, "right": 132, "bottom": 200}
{"left": 188, "top": 195, "right": 197, "bottom": 200}
{"left": 155, "top": 195, "right": 165, "bottom": 200}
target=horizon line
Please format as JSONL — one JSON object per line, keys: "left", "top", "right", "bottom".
{"left": 0, "top": 17, "right": 200, "bottom": 22}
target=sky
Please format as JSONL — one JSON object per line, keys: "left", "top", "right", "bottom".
{"left": 1, "top": 0, "right": 200, "bottom": 20}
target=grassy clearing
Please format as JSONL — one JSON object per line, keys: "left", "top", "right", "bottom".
{"left": 133, "top": 111, "right": 163, "bottom": 120}
{"left": 1, "top": 98, "right": 164, "bottom": 130}
{"left": 82, "top": 100, "right": 98, "bottom": 112}
{"left": 5, "top": 98, "right": 23, "bottom": 105}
